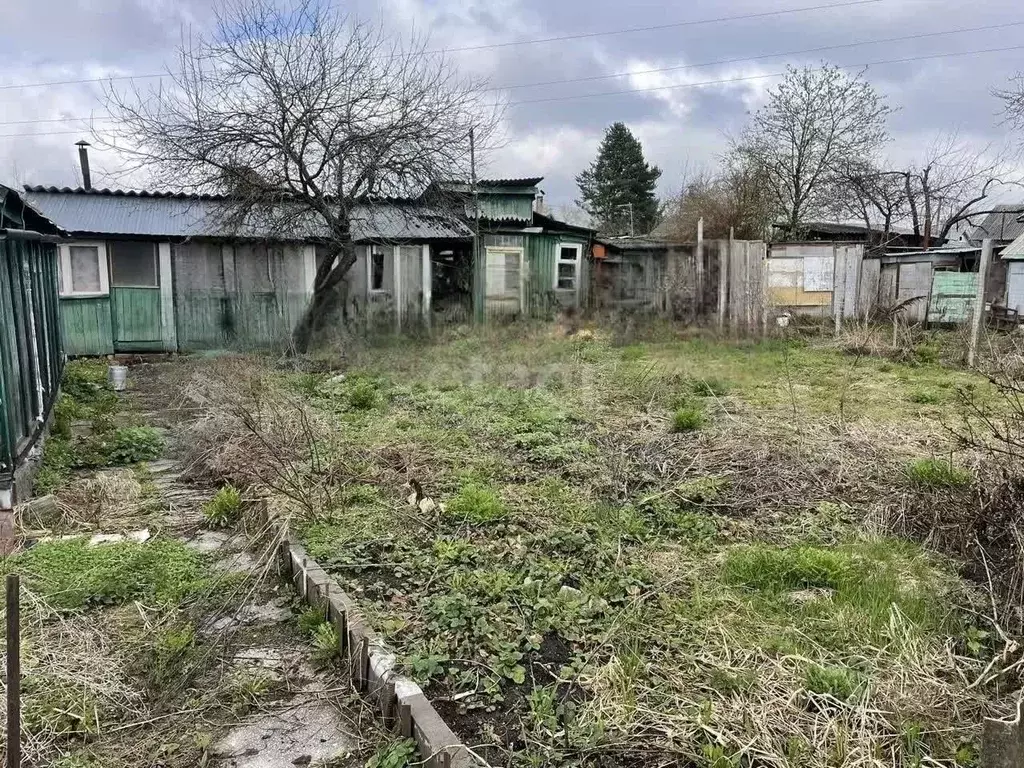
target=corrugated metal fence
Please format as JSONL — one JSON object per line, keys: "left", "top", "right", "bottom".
{"left": 0, "top": 230, "right": 63, "bottom": 499}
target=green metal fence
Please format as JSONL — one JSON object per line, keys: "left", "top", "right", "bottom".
{"left": 0, "top": 229, "right": 64, "bottom": 501}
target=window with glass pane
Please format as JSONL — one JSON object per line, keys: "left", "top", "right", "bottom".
{"left": 370, "top": 248, "right": 386, "bottom": 291}
{"left": 556, "top": 245, "right": 579, "bottom": 290}
{"left": 69, "top": 246, "right": 101, "bottom": 292}
{"left": 109, "top": 241, "right": 158, "bottom": 287}
{"left": 485, "top": 250, "right": 521, "bottom": 298}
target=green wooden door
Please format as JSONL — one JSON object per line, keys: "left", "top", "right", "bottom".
{"left": 109, "top": 241, "right": 163, "bottom": 351}
{"left": 111, "top": 287, "right": 162, "bottom": 350}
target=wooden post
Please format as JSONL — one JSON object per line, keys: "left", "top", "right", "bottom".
{"left": 6, "top": 574, "right": 20, "bottom": 768}
{"left": 743, "top": 241, "right": 753, "bottom": 331}
{"left": 695, "top": 217, "right": 704, "bottom": 317}
{"left": 718, "top": 228, "right": 731, "bottom": 332}
{"left": 968, "top": 238, "right": 993, "bottom": 368}
{"left": 833, "top": 245, "right": 846, "bottom": 335}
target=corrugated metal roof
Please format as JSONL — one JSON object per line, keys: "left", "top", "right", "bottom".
{"left": 21, "top": 187, "right": 470, "bottom": 242}
{"left": 350, "top": 204, "right": 471, "bottom": 241}
{"left": 478, "top": 178, "right": 543, "bottom": 188}
{"left": 1003, "top": 231, "right": 1024, "bottom": 259}
{"left": 967, "top": 204, "right": 1024, "bottom": 243}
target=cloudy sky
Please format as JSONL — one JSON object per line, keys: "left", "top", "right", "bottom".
{"left": 1, "top": 0, "right": 1022, "bottom": 211}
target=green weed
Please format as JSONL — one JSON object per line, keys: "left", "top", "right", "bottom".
{"left": 365, "top": 739, "right": 418, "bottom": 768}
{"left": 348, "top": 379, "right": 378, "bottom": 410}
{"left": 446, "top": 482, "right": 506, "bottom": 524}
{"left": 103, "top": 426, "right": 164, "bottom": 465}
{"left": 0, "top": 537, "right": 206, "bottom": 609}
{"left": 297, "top": 605, "right": 327, "bottom": 635}
{"left": 908, "top": 389, "right": 941, "bottom": 405}
{"left": 311, "top": 622, "right": 340, "bottom": 663}
{"left": 671, "top": 405, "right": 705, "bottom": 432}
{"left": 203, "top": 484, "right": 243, "bottom": 528}
{"left": 690, "top": 377, "right": 731, "bottom": 397}
{"left": 724, "top": 545, "right": 854, "bottom": 591}
{"left": 906, "top": 458, "right": 972, "bottom": 488}
{"left": 804, "top": 664, "right": 863, "bottom": 701}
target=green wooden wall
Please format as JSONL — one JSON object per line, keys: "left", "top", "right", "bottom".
{"left": 525, "top": 233, "right": 591, "bottom": 315}
{"left": 473, "top": 231, "right": 591, "bottom": 322}
{"left": 111, "top": 287, "right": 162, "bottom": 347}
{"left": 480, "top": 194, "right": 534, "bottom": 222}
{"left": 60, "top": 296, "right": 114, "bottom": 356}
{"left": 174, "top": 291, "right": 310, "bottom": 351}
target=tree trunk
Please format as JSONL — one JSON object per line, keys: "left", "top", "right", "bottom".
{"left": 291, "top": 288, "right": 338, "bottom": 353}
{"left": 291, "top": 244, "right": 358, "bottom": 353}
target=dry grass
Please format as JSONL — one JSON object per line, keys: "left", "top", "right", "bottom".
{"left": 173, "top": 327, "right": 1016, "bottom": 767}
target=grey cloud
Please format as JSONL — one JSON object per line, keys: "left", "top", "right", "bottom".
{"left": 1, "top": 0, "right": 1021, "bottom": 208}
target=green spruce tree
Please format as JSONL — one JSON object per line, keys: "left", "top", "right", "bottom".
{"left": 576, "top": 122, "right": 662, "bottom": 236}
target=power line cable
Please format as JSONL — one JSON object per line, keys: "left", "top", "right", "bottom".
{"left": 0, "top": 0, "right": 884, "bottom": 92}
{"left": 1, "top": 41, "right": 1020, "bottom": 137}
{"left": 3, "top": 18, "right": 1021, "bottom": 127}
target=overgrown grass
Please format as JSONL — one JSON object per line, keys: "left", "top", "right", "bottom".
{"left": 203, "top": 484, "right": 243, "bottom": 528}
{"left": 906, "top": 458, "right": 973, "bottom": 488}
{"left": 222, "top": 327, "right": 997, "bottom": 768}
{"left": 671, "top": 404, "right": 705, "bottom": 432}
{"left": 0, "top": 537, "right": 207, "bottom": 609}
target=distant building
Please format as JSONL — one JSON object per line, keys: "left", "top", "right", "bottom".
{"left": 965, "top": 205, "right": 1024, "bottom": 247}
{"left": 771, "top": 221, "right": 940, "bottom": 249}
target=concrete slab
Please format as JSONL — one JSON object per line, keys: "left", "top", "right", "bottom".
{"left": 210, "top": 700, "right": 355, "bottom": 768}
{"left": 186, "top": 530, "right": 235, "bottom": 553}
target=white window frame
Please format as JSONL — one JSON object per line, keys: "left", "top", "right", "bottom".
{"left": 367, "top": 245, "right": 388, "bottom": 294}
{"left": 484, "top": 246, "right": 526, "bottom": 309}
{"left": 554, "top": 242, "right": 582, "bottom": 291}
{"left": 59, "top": 241, "right": 109, "bottom": 297}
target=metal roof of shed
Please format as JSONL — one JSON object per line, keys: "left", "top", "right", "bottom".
{"left": 21, "top": 186, "right": 470, "bottom": 242}
{"left": 1003, "top": 231, "right": 1024, "bottom": 259}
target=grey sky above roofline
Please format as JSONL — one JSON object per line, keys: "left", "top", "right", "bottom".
{"left": 1, "top": 0, "right": 1022, "bottom": 213}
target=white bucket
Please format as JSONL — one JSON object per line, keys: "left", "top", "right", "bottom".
{"left": 108, "top": 364, "right": 128, "bottom": 392}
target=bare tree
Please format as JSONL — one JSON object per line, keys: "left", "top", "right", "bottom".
{"left": 731, "top": 64, "right": 892, "bottom": 236}
{"left": 660, "top": 159, "right": 775, "bottom": 241}
{"left": 903, "top": 132, "right": 1019, "bottom": 246}
{"left": 831, "top": 160, "right": 908, "bottom": 242}
{"left": 105, "top": 0, "right": 500, "bottom": 351}
{"left": 996, "top": 73, "right": 1024, "bottom": 135}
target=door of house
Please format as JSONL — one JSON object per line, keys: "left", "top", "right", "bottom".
{"left": 109, "top": 241, "right": 163, "bottom": 351}
{"left": 484, "top": 247, "right": 524, "bottom": 317}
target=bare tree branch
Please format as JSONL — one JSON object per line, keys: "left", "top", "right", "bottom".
{"left": 101, "top": 0, "right": 502, "bottom": 351}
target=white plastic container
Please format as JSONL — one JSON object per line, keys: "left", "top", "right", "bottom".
{"left": 108, "top": 364, "right": 128, "bottom": 392}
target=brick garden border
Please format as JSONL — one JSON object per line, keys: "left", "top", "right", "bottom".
{"left": 260, "top": 502, "right": 474, "bottom": 768}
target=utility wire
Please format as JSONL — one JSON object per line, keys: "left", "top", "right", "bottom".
{"left": 507, "top": 43, "right": 1024, "bottom": 105}
{"left": 2, "top": 40, "right": 1021, "bottom": 137}
{"left": 0, "top": 0, "right": 885, "bottom": 92}
{"left": 2, "top": 18, "right": 1021, "bottom": 128}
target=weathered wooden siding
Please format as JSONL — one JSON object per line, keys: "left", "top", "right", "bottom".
{"left": 172, "top": 241, "right": 311, "bottom": 350}
{"left": 1, "top": 231, "right": 64, "bottom": 499}
{"left": 1007, "top": 261, "right": 1024, "bottom": 313}
{"left": 60, "top": 296, "right": 114, "bottom": 356}
{"left": 896, "top": 262, "right": 933, "bottom": 323}
{"left": 111, "top": 287, "right": 162, "bottom": 347}
{"left": 525, "top": 233, "right": 590, "bottom": 314}
{"left": 928, "top": 272, "right": 976, "bottom": 324}
{"left": 858, "top": 258, "right": 881, "bottom": 317}
{"left": 479, "top": 195, "right": 534, "bottom": 222}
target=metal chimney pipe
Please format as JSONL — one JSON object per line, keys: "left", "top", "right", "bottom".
{"left": 76, "top": 140, "right": 91, "bottom": 190}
